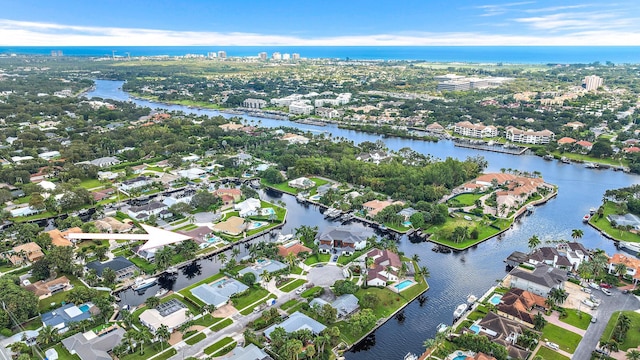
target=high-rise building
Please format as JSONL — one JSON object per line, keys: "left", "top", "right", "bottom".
{"left": 51, "top": 50, "right": 63, "bottom": 57}
{"left": 282, "top": 53, "right": 291, "bottom": 60}
{"left": 292, "top": 53, "right": 300, "bottom": 60}
{"left": 207, "top": 52, "right": 217, "bottom": 59}
{"left": 583, "top": 75, "right": 603, "bottom": 91}
{"left": 272, "top": 52, "right": 282, "bottom": 60}
{"left": 258, "top": 52, "right": 267, "bottom": 61}
{"left": 217, "top": 51, "right": 227, "bottom": 59}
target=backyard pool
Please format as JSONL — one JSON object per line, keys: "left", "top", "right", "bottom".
{"left": 248, "top": 221, "right": 267, "bottom": 230}
{"left": 489, "top": 294, "right": 503, "bottom": 305}
{"left": 394, "top": 280, "right": 415, "bottom": 291}
{"left": 402, "top": 221, "right": 412, "bottom": 227}
{"left": 207, "top": 235, "right": 222, "bottom": 243}
{"left": 469, "top": 324, "right": 480, "bottom": 334}
{"left": 211, "top": 278, "right": 228, "bottom": 287}
{"left": 262, "top": 208, "right": 275, "bottom": 215}
{"left": 79, "top": 304, "right": 91, "bottom": 313}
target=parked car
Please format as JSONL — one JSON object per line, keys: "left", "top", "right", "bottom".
{"left": 546, "top": 342, "right": 560, "bottom": 350}
{"left": 601, "top": 288, "right": 612, "bottom": 296}
{"left": 589, "top": 283, "right": 601, "bottom": 290}
{"left": 582, "top": 287, "right": 592, "bottom": 294}
{"left": 591, "top": 317, "right": 597, "bottom": 323}
{"left": 600, "top": 283, "right": 613, "bottom": 289}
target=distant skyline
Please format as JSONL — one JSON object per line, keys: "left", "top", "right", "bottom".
{"left": 1, "top": 0, "right": 640, "bottom": 46}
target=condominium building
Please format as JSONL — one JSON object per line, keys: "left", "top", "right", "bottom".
{"left": 505, "top": 126, "right": 555, "bottom": 144}
{"left": 272, "top": 52, "right": 282, "bottom": 60}
{"left": 282, "top": 53, "right": 291, "bottom": 60}
{"left": 454, "top": 121, "right": 498, "bottom": 138}
{"left": 217, "top": 51, "right": 227, "bottom": 59}
{"left": 292, "top": 53, "right": 300, "bottom": 60}
{"left": 583, "top": 75, "right": 603, "bottom": 91}
{"left": 258, "top": 52, "right": 267, "bottom": 61}
{"left": 242, "top": 98, "right": 267, "bottom": 109}
{"left": 289, "top": 101, "right": 314, "bottom": 115}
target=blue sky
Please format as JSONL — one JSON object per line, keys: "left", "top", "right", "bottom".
{"left": 1, "top": 0, "right": 639, "bottom": 45}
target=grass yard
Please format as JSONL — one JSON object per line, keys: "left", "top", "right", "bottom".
{"left": 79, "top": 178, "right": 104, "bottom": 189}
{"left": 301, "top": 286, "right": 323, "bottom": 299}
{"left": 551, "top": 151, "right": 628, "bottom": 167}
{"left": 534, "top": 346, "right": 570, "bottom": 360}
{"left": 280, "top": 299, "right": 298, "bottom": 310}
{"left": 304, "top": 254, "right": 331, "bottom": 265}
{"left": 204, "top": 336, "right": 235, "bottom": 355}
{"left": 600, "top": 311, "right": 640, "bottom": 351}
{"left": 542, "top": 323, "right": 582, "bottom": 353}
{"left": 447, "top": 193, "right": 485, "bottom": 207}
{"left": 48, "top": 344, "right": 80, "bottom": 360}
{"left": 590, "top": 202, "right": 640, "bottom": 242}
{"left": 428, "top": 216, "right": 512, "bottom": 250}
{"left": 291, "top": 266, "right": 305, "bottom": 275}
{"left": 192, "top": 314, "right": 218, "bottom": 327}
{"left": 120, "top": 341, "right": 171, "bottom": 360}
{"left": 560, "top": 309, "right": 592, "bottom": 330}
{"left": 261, "top": 179, "right": 301, "bottom": 194}
{"left": 278, "top": 279, "right": 307, "bottom": 292}
{"left": 128, "top": 256, "right": 156, "bottom": 274}
{"left": 231, "top": 287, "right": 271, "bottom": 310}
{"left": 150, "top": 349, "right": 177, "bottom": 360}
{"left": 185, "top": 332, "right": 206, "bottom": 345}
{"left": 210, "top": 318, "right": 233, "bottom": 331}
{"left": 354, "top": 287, "right": 403, "bottom": 318}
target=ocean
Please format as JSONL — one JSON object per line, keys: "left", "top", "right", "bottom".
{"left": 1, "top": 46, "right": 639, "bottom": 64}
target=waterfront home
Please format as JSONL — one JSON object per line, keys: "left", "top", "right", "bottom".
{"left": 139, "top": 299, "right": 190, "bottom": 333}
{"left": 118, "top": 176, "right": 152, "bottom": 192}
{"left": 310, "top": 293, "right": 359, "bottom": 318}
{"left": 281, "top": 133, "right": 310, "bottom": 145}
{"left": 476, "top": 312, "right": 532, "bottom": 360}
{"left": 288, "top": 177, "right": 316, "bottom": 190}
{"left": 234, "top": 198, "right": 261, "bottom": 217}
{"left": 9, "top": 242, "right": 44, "bottom": 265}
{"left": 496, "top": 288, "right": 547, "bottom": 326}
{"left": 93, "top": 217, "right": 133, "bottom": 233}
{"left": 397, "top": 207, "right": 419, "bottom": 221}
{"left": 607, "top": 213, "right": 640, "bottom": 230}
{"left": 362, "top": 199, "right": 404, "bottom": 217}
{"left": 47, "top": 227, "right": 82, "bottom": 247}
{"left": 508, "top": 263, "right": 567, "bottom": 297}
{"left": 453, "top": 121, "right": 498, "bottom": 138}
{"left": 191, "top": 278, "right": 249, "bottom": 308}
{"left": 526, "top": 247, "right": 573, "bottom": 270}
{"left": 177, "top": 167, "right": 206, "bottom": 180}
{"left": 277, "top": 241, "right": 312, "bottom": 258}
{"left": 219, "top": 122, "right": 244, "bottom": 131}
{"left": 556, "top": 137, "right": 577, "bottom": 145}
{"left": 426, "top": 122, "right": 445, "bottom": 133}
{"left": 9, "top": 205, "right": 41, "bottom": 218}
{"left": 25, "top": 276, "right": 71, "bottom": 300}
{"left": 316, "top": 226, "right": 370, "bottom": 256}
{"left": 212, "top": 216, "right": 246, "bottom": 236}
{"left": 62, "top": 326, "right": 125, "bottom": 360}
{"left": 356, "top": 151, "right": 390, "bottom": 164}
{"left": 41, "top": 303, "right": 94, "bottom": 332}
{"left": 607, "top": 253, "right": 640, "bottom": 284}
{"left": 226, "top": 343, "right": 273, "bottom": 360}
{"left": 215, "top": 188, "right": 243, "bottom": 203}
{"left": 264, "top": 312, "right": 326, "bottom": 340}
{"left": 575, "top": 140, "right": 594, "bottom": 151}
{"left": 85, "top": 256, "right": 138, "bottom": 282}
{"left": 366, "top": 249, "right": 402, "bottom": 286}
{"left": 238, "top": 259, "right": 287, "bottom": 282}
{"left": 127, "top": 201, "right": 170, "bottom": 221}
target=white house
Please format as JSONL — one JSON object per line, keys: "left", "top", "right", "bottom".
{"left": 181, "top": 154, "right": 200, "bottom": 163}
{"left": 38, "top": 151, "right": 61, "bottom": 160}
{"left": 288, "top": 177, "right": 316, "bottom": 190}
{"left": 177, "top": 167, "right": 206, "bottom": 180}
{"left": 234, "top": 198, "right": 261, "bottom": 218}
{"left": 118, "top": 176, "right": 152, "bottom": 192}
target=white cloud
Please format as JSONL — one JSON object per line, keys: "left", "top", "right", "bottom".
{"left": 475, "top": 1, "right": 536, "bottom": 17}
{"left": 1, "top": 19, "right": 640, "bottom": 46}
{"left": 514, "top": 11, "right": 636, "bottom": 32}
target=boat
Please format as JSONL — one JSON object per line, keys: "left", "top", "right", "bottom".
{"left": 121, "top": 304, "right": 130, "bottom": 310}
{"left": 453, "top": 303, "right": 468, "bottom": 318}
{"left": 296, "top": 193, "right": 306, "bottom": 203}
{"left": 276, "top": 233, "right": 294, "bottom": 243}
{"left": 404, "top": 353, "right": 418, "bottom": 360}
{"left": 585, "top": 162, "right": 599, "bottom": 169}
{"left": 543, "top": 154, "right": 554, "bottom": 161}
{"left": 155, "top": 288, "right": 168, "bottom": 297}
{"left": 379, "top": 224, "right": 387, "bottom": 230}
{"left": 589, "top": 208, "right": 597, "bottom": 215}
{"left": 619, "top": 241, "right": 640, "bottom": 256}
{"left": 582, "top": 214, "right": 591, "bottom": 223}
{"left": 436, "top": 323, "right": 450, "bottom": 333}
{"left": 132, "top": 277, "right": 157, "bottom": 291}
{"left": 561, "top": 157, "right": 570, "bottom": 164}
{"left": 466, "top": 294, "right": 478, "bottom": 304}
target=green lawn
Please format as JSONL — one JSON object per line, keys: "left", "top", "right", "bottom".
{"left": 301, "top": 286, "right": 323, "bottom": 299}
{"left": 278, "top": 279, "right": 306, "bottom": 292}
{"left": 280, "top": 299, "right": 298, "bottom": 310}
{"left": 210, "top": 318, "right": 233, "bottom": 331}
{"left": 304, "top": 254, "right": 331, "bottom": 265}
{"left": 185, "top": 332, "right": 206, "bottom": 345}
{"left": 427, "top": 216, "right": 513, "bottom": 250}
{"left": 551, "top": 151, "right": 628, "bottom": 167}
{"left": 79, "top": 178, "right": 104, "bottom": 189}
{"left": 590, "top": 202, "right": 640, "bottom": 242}
{"left": 560, "top": 309, "right": 592, "bottom": 330}
{"left": 38, "top": 275, "right": 103, "bottom": 312}
{"left": 231, "top": 287, "right": 271, "bottom": 310}
{"left": 120, "top": 341, "right": 171, "bottom": 360}
{"left": 204, "top": 336, "right": 235, "bottom": 355}
{"left": 542, "top": 323, "right": 582, "bottom": 353}
{"left": 49, "top": 344, "right": 80, "bottom": 360}
{"left": 600, "top": 311, "right": 640, "bottom": 351}
{"left": 261, "top": 179, "right": 301, "bottom": 194}
{"left": 447, "top": 193, "right": 484, "bottom": 207}
{"left": 192, "top": 314, "right": 219, "bottom": 327}
{"left": 128, "top": 256, "right": 156, "bottom": 274}
{"left": 291, "top": 266, "right": 305, "bottom": 275}
{"left": 534, "top": 346, "right": 570, "bottom": 360}
{"left": 151, "top": 348, "right": 177, "bottom": 360}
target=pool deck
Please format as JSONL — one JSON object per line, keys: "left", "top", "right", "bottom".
{"left": 387, "top": 278, "right": 417, "bottom": 293}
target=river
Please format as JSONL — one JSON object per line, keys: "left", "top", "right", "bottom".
{"left": 87, "top": 80, "right": 640, "bottom": 359}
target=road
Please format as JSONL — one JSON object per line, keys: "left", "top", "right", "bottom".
{"left": 573, "top": 288, "right": 639, "bottom": 360}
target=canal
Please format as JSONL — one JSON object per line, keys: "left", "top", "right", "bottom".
{"left": 88, "top": 80, "right": 640, "bottom": 359}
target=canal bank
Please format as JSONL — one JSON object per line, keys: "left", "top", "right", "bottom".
{"left": 88, "top": 80, "right": 640, "bottom": 360}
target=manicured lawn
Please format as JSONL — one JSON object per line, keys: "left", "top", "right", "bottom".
{"left": 128, "top": 256, "right": 156, "bottom": 274}
{"left": 13, "top": 211, "right": 55, "bottom": 223}
{"left": 301, "top": 286, "right": 323, "bottom": 299}
{"left": 354, "top": 287, "right": 402, "bottom": 318}
{"left": 560, "top": 309, "right": 592, "bottom": 330}
{"left": 291, "top": 266, "right": 305, "bottom": 275}
{"left": 79, "top": 178, "right": 104, "bottom": 189}
{"left": 447, "top": 193, "right": 484, "bottom": 207}
{"left": 185, "top": 332, "right": 206, "bottom": 345}
{"left": 600, "top": 311, "right": 640, "bottom": 351}
{"left": 308, "top": 177, "right": 330, "bottom": 196}
{"left": 280, "top": 299, "right": 298, "bottom": 310}
{"left": 304, "top": 254, "right": 331, "bottom": 265}
{"left": 261, "top": 179, "right": 301, "bottom": 194}
{"left": 175, "top": 224, "right": 198, "bottom": 231}
{"left": 192, "top": 314, "right": 218, "bottom": 327}
{"left": 552, "top": 151, "right": 628, "bottom": 167}
{"left": 534, "top": 346, "right": 570, "bottom": 360}
{"left": 49, "top": 344, "right": 80, "bottom": 360}
{"left": 120, "top": 341, "right": 171, "bottom": 360}
{"left": 231, "top": 287, "right": 271, "bottom": 310}
{"left": 151, "top": 348, "right": 177, "bottom": 360}
{"left": 278, "top": 279, "right": 307, "bottom": 292}
{"left": 210, "top": 318, "right": 233, "bottom": 331}
{"left": 542, "top": 323, "right": 582, "bottom": 353}
{"left": 590, "top": 202, "right": 640, "bottom": 242}
{"left": 239, "top": 294, "right": 277, "bottom": 315}
{"left": 428, "top": 216, "right": 513, "bottom": 250}
{"left": 204, "top": 336, "right": 235, "bottom": 355}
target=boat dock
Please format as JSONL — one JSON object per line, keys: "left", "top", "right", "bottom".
{"left": 453, "top": 140, "right": 527, "bottom": 155}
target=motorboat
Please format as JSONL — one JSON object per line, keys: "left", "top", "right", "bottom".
{"left": 404, "top": 353, "right": 418, "bottom": 360}
{"left": 583, "top": 214, "right": 591, "bottom": 223}
{"left": 436, "top": 323, "right": 449, "bottom": 333}
{"left": 132, "top": 277, "right": 157, "bottom": 291}
{"left": 155, "top": 288, "right": 168, "bottom": 297}
{"left": 561, "top": 157, "right": 570, "bottom": 164}
{"left": 589, "top": 208, "right": 597, "bottom": 215}
{"left": 466, "top": 294, "right": 478, "bottom": 304}
{"left": 453, "top": 303, "right": 468, "bottom": 318}
{"left": 619, "top": 241, "right": 640, "bottom": 256}
{"left": 276, "top": 233, "right": 294, "bottom": 243}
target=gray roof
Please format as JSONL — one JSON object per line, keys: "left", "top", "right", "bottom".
{"left": 316, "top": 226, "right": 371, "bottom": 245}
{"left": 397, "top": 207, "right": 418, "bottom": 218}
{"left": 510, "top": 263, "right": 568, "bottom": 288}
{"left": 264, "top": 311, "right": 326, "bottom": 339}
{"left": 41, "top": 303, "right": 92, "bottom": 328}
{"left": 121, "top": 176, "right": 150, "bottom": 186}
{"left": 332, "top": 294, "right": 359, "bottom": 317}
{"left": 90, "top": 156, "right": 121, "bottom": 167}
{"left": 239, "top": 260, "right": 287, "bottom": 282}
{"left": 191, "top": 278, "right": 249, "bottom": 307}
{"left": 62, "top": 327, "right": 125, "bottom": 360}
{"left": 309, "top": 298, "right": 330, "bottom": 308}
{"left": 85, "top": 256, "right": 136, "bottom": 277}
{"left": 608, "top": 213, "right": 640, "bottom": 228}
{"left": 129, "top": 201, "right": 166, "bottom": 214}
{"left": 226, "top": 344, "right": 273, "bottom": 360}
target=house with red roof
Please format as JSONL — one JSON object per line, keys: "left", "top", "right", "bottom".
{"left": 366, "top": 249, "right": 402, "bottom": 286}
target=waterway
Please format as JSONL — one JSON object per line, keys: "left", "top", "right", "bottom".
{"left": 88, "top": 80, "right": 640, "bottom": 359}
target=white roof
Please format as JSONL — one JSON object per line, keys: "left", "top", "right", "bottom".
{"left": 39, "top": 180, "right": 57, "bottom": 191}
{"left": 139, "top": 307, "right": 188, "bottom": 330}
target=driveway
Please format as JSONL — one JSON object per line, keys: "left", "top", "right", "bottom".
{"left": 307, "top": 264, "right": 345, "bottom": 287}
{"left": 572, "top": 288, "right": 639, "bottom": 360}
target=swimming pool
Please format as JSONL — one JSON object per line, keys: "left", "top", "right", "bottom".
{"left": 402, "top": 221, "right": 412, "bottom": 227}
{"left": 262, "top": 208, "right": 275, "bottom": 215}
{"left": 248, "top": 221, "right": 267, "bottom": 230}
{"left": 453, "top": 356, "right": 467, "bottom": 360}
{"left": 211, "top": 278, "right": 227, "bottom": 287}
{"left": 79, "top": 304, "right": 91, "bottom": 313}
{"left": 207, "top": 235, "right": 221, "bottom": 243}
{"left": 394, "top": 280, "right": 414, "bottom": 291}
{"left": 489, "top": 294, "right": 503, "bottom": 305}
{"left": 469, "top": 324, "right": 480, "bottom": 334}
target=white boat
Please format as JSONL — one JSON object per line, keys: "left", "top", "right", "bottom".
{"left": 453, "top": 303, "right": 468, "bottom": 318}
{"left": 466, "top": 294, "right": 478, "bottom": 304}
{"left": 155, "top": 288, "right": 168, "bottom": 297}
{"left": 436, "top": 323, "right": 449, "bottom": 333}
{"left": 620, "top": 241, "right": 640, "bottom": 255}
{"left": 404, "top": 353, "right": 418, "bottom": 360}
{"left": 589, "top": 208, "right": 597, "bottom": 215}
{"left": 132, "top": 277, "right": 157, "bottom": 291}
{"left": 583, "top": 214, "right": 591, "bottom": 223}
{"left": 276, "top": 233, "right": 294, "bottom": 243}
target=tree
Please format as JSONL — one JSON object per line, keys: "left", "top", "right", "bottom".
{"left": 285, "top": 252, "right": 298, "bottom": 270}
{"left": 102, "top": 267, "right": 117, "bottom": 286}
{"left": 190, "top": 190, "right": 220, "bottom": 211}
{"left": 533, "top": 312, "right": 547, "bottom": 331}
{"left": 94, "top": 246, "right": 108, "bottom": 261}
{"left": 615, "top": 262, "right": 628, "bottom": 279}
{"left": 168, "top": 202, "right": 193, "bottom": 216}
{"left": 31, "top": 258, "right": 51, "bottom": 280}
{"left": 333, "top": 280, "right": 359, "bottom": 295}
{"left": 217, "top": 253, "right": 228, "bottom": 265}
{"left": 155, "top": 246, "right": 173, "bottom": 272}
{"left": 549, "top": 288, "right": 568, "bottom": 304}
{"left": 156, "top": 325, "right": 170, "bottom": 351}
{"left": 412, "top": 254, "right": 420, "bottom": 263}
{"left": 175, "top": 240, "right": 198, "bottom": 260}
{"left": 626, "top": 349, "right": 640, "bottom": 360}
{"left": 261, "top": 269, "right": 272, "bottom": 283}
{"left": 47, "top": 245, "right": 76, "bottom": 274}
{"left": 135, "top": 328, "right": 152, "bottom": 355}
{"left": 120, "top": 309, "right": 133, "bottom": 328}
{"left": 528, "top": 235, "right": 541, "bottom": 252}
{"left": 34, "top": 233, "right": 52, "bottom": 250}
{"left": 0, "top": 277, "right": 38, "bottom": 328}
{"left": 571, "top": 229, "right": 584, "bottom": 241}
{"left": 36, "top": 325, "right": 59, "bottom": 346}
{"left": 242, "top": 272, "right": 257, "bottom": 286}
{"left": 361, "top": 293, "right": 378, "bottom": 309}
{"left": 146, "top": 296, "right": 160, "bottom": 309}
{"left": 262, "top": 167, "right": 285, "bottom": 184}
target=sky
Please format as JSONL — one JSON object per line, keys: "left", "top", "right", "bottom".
{"left": 1, "top": 0, "right": 640, "bottom": 46}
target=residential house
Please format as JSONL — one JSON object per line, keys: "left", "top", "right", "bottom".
{"left": 453, "top": 121, "right": 498, "bottom": 138}
{"left": 162, "top": 193, "right": 193, "bottom": 207}
{"left": 608, "top": 253, "right": 640, "bottom": 284}
{"left": 177, "top": 167, "right": 206, "bottom": 180}
{"left": 426, "top": 122, "right": 445, "bottom": 133}
{"left": 575, "top": 140, "right": 594, "bottom": 151}
{"left": 242, "top": 98, "right": 267, "bottom": 109}
{"left": 356, "top": 151, "right": 390, "bottom": 164}
{"left": 118, "top": 176, "right": 152, "bottom": 192}
{"left": 9, "top": 242, "right": 44, "bottom": 265}
{"left": 94, "top": 217, "right": 133, "bottom": 233}
{"left": 127, "top": 201, "right": 169, "bottom": 221}
{"left": 62, "top": 327, "right": 125, "bottom": 360}
{"left": 555, "top": 242, "right": 590, "bottom": 270}
{"left": 215, "top": 188, "right": 243, "bottom": 204}
{"left": 219, "top": 123, "right": 244, "bottom": 131}
{"left": 557, "top": 137, "right": 577, "bottom": 145}
{"left": 226, "top": 344, "right": 273, "bottom": 360}
{"left": 607, "top": 213, "right": 640, "bottom": 230}
{"left": 496, "top": 288, "right": 547, "bottom": 325}
{"left": 277, "top": 241, "right": 312, "bottom": 258}
{"left": 131, "top": 164, "right": 147, "bottom": 174}
{"left": 316, "top": 226, "right": 370, "bottom": 256}
{"left": 526, "top": 247, "right": 572, "bottom": 270}
{"left": 191, "top": 278, "right": 249, "bottom": 308}
{"left": 315, "top": 107, "right": 344, "bottom": 119}
{"left": 281, "top": 133, "right": 310, "bottom": 145}
{"left": 362, "top": 199, "right": 404, "bottom": 217}
{"left": 38, "top": 151, "right": 61, "bottom": 161}
{"left": 476, "top": 312, "right": 532, "bottom": 360}
{"left": 85, "top": 256, "right": 138, "bottom": 282}
{"left": 139, "top": 299, "right": 190, "bottom": 333}
{"left": 509, "top": 263, "right": 567, "bottom": 296}
{"left": 397, "top": 207, "right": 419, "bottom": 221}
{"left": 366, "top": 249, "right": 402, "bottom": 286}
{"left": 89, "top": 157, "right": 121, "bottom": 168}
{"left": 97, "top": 171, "right": 119, "bottom": 181}
{"left": 288, "top": 177, "right": 316, "bottom": 190}
{"left": 41, "top": 303, "right": 94, "bottom": 332}
{"left": 331, "top": 294, "right": 360, "bottom": 318}
{"left": 47, "top": 227, "right": 81, "bottom": 247}
{"left": 25, "top": 276, "right": 71, "bottom": 300}
{"left": 238, "top": 259, "right": 287, "bottom": 282}
{"left": 264, "top": 312, "right": 326, "bottom": 340}
{"left": 181, "top": 154, "right": 200, "bottom": 163}
{"left": 234, "top": 198, "right": 261, "bottom": 217}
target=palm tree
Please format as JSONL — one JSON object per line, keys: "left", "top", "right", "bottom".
{"left": 615, "top": 262, "right": 628, "bottom": 279}
{"left": 36, "top": 325, "right": 59, "bottom": 346}
{"left": 261, "top": 269, "right": 272, "bottom": 284}
{"left": 135, "top": 328, "right": 152, "bottom": 355}
{"left": 412, "top": 254, "right": 420, "bottom": 263}
{"left": 571, "top": 229, "right": 584, "bottom": 241}
{"left": 285, "top": 252, "right": 298, "bottom": 270}
{"left": 124, "top": 329, "right": 137, "bottom": 353}
{"left": 217, "top": 253, "right": 228, "bottom": 265}
{"left": 418, "top": 266, "right": 431, "bottom": 280}
{"left": 533, "top": 313, "right": 547, "bottom": 331}
{"left": 155, "top": 325, "right": 170, "bottom": 351}
{"left": 231, "top": 247, "right": 240, "bottom": 261}
{"left": 528, "top": 235, "right": 541, "bottom": 252}
{"left": 600, "top": 340, "right": 619, "bottom": 355}
{"left": 120, "top": 309, "right": 133, "bottom": 328}
{"left": 626, "top": 349, "right": 640, "bottom": 360}
{"left": 145, "top": 296, "right": 160, "bottom": 309}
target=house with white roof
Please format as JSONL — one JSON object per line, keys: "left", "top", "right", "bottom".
{"left": 288, "top": 177, "right": 316, "bottom": 190}
{"left": 177, "top": 167, "right": 206, "bottom": 180}
{"left": 234, "top": 198, "right": 261, "bottom": 217}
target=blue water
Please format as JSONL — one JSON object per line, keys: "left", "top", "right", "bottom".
{"left": 469, "top": 324, "right": 480, "bottom": 334}
{"left": 249, "top": 221, "right": 267, "bottom": 230}
{"left": 395, "top": 280, "right": 414, "bottom": 290}
{"left": 211, "top": 278, "right": 227, "bottom": 287}
{"left": 78, "top": 304, "right": 90, "bottom": 313}
{"left": 453, "top": 355, "right": 467, "bottom": 360}
{"left": 2, "top": 46, "right": 640, "bottom": 64}
{"left": 262, "top": 208, "right": 275, "bottom": 215}
{"left": 489, "top": 294, "right": 503, "bottom": 305}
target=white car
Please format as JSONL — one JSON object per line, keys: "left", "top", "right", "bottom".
{"left": 582, "top": 287, "right": 592, "bottom": 294}
{"left": 601, "top": 288, "right": 612, "bottom": 296}
{"left": 546, "top": 342, "right": 560, "bottom": 350}
{"left": 589, "top": 283, "right": 601, "bottom": 290}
